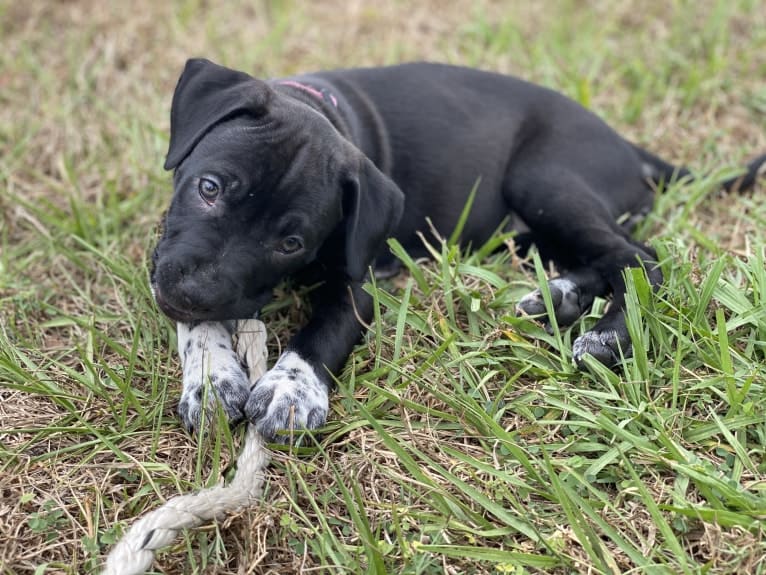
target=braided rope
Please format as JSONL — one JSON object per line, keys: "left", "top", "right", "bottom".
{"left": 103, "top": 319, "right": 270, "bottom": 575}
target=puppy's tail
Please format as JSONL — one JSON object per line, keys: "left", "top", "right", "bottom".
{"left": 634, "top": 145, "right": 766, "bottom": 194}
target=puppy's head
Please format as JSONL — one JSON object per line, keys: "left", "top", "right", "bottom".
{"left": 151, "top": 59, "right": 403, "bottom": 323}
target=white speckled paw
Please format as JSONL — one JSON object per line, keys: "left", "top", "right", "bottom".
{"left": 176, "top": 322, "right": 250, "bottom": 432}
{"left": 244, "top": 351, "right": 328, "bottom": 442}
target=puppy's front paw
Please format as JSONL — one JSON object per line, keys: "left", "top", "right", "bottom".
{"left": 244, "top": 351, "right": 328, "bottom": 442}
{"left": 178, "top": 369, "right": 251, "bottom": 432}
{"left": 177, "top": 322, "right": 251, "bottom": 432}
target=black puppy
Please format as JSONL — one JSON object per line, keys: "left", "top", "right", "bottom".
{"left": 150, "top": 59, "right": 764, "bottom": 439}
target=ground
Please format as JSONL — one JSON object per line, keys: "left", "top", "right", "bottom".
{"left": 1, "top": 1, "right": 766, "bottom": 574}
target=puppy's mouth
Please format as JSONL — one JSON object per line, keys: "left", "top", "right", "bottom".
{"left": 151, "top": 282, "right": 271, "bottom": 323}
{"left": 151, "top": 284, "right": 205, "bottom": 323}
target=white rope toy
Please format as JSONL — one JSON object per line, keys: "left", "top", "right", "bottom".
{"left": 103, "top": 319, "right": 271, "bottom": 575}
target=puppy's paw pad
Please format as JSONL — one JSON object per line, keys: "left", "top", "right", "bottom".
{"left": 573, "top": 329, "right": 629, "bottom": 368}
{"left": 244, "top": 352, "right": 328, "bottom": 443}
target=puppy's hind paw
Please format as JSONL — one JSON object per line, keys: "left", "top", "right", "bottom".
{"left": 516, "top": 278, "right": 585, "bottom": 327}
{"left": 244, "top": 351, "right": 328, "bottom": 443}
{"left": 572, "top": 329, "right": 631, "bottom": 369}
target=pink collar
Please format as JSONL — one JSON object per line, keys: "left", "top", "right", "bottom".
{"left": 277, "top": 80, "right": 338, "bottom": 108}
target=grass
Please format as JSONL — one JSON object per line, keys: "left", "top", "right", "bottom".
{"left": 1, "top": 0, "right": 766, "bottom": 573}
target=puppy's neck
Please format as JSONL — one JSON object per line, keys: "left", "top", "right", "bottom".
{"left": 276, "top": 80, "right": 338, "bottom": 108}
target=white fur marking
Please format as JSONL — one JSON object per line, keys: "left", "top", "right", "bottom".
{"left": 548, "top": 277, "right": 577, "bottom": 294}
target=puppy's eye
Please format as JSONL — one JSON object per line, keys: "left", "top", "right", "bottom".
{"left": 278, "top": 236, "right": 303, "bottom": 255}
{"left": 198, "top": 177, "right": 220, "bottom": 204}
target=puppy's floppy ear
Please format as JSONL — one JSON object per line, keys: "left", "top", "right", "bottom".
{"left": 343, "top": 154, "right": 405, "bottom": 281}
{"left": 164, "top": 58, "right": 272, "bottom": 170}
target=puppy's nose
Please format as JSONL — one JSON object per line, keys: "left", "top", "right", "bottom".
{"left": 157, "top": 259, "right": 219, "bottom": 310}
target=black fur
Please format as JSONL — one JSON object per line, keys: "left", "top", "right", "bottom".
{"left": 151, "top": 59, "right": 764, "bottom": 433}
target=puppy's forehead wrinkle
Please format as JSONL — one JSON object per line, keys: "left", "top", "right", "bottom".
{"left": 215, "top": 115, "right": 296, "bottom": 144}
{"left": 183, "top": 119, "right": 291, "bottom": 173}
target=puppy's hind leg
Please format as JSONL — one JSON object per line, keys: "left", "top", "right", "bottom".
{"left": 505, "top": 168, "right": 660, "bottom": 368}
